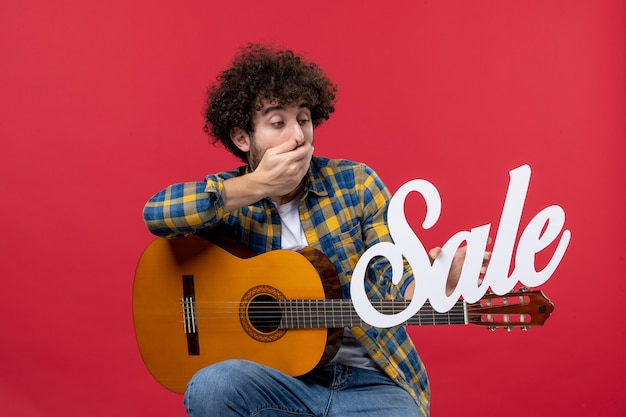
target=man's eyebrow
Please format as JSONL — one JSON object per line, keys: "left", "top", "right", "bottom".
{"left": 261, "top": 104, "right": 284, "bottom": 115}
{"left": 261, "top": 102, "right": 310, "bottom": 115}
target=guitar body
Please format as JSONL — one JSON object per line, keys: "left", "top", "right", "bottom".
{"left": 133, "top": 236, "right": 343, "bottom": 394}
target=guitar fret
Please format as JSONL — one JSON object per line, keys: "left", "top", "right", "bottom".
{"left": 286, "top": 300, "right": 292, "bottom": 329}
{"left": 280, "top": 300, "right": 286, "bottom": 329}
{"left": 431, "top": 304, "right": 435, "bottom": 325}
{"left": 336, "top": 300, "right": 342, "bottom": 327}
{"left": 303, "top": 300, "right": 309, "bottom": 329}
{"left": 288, "top": 300, "right": 293, "bottom": 329}
{"left": 462, "top": 300, "right": 468, "bottom": 324}
{"left": 352, "top": 299, "right": 362, "bottom": 327}
{"left": 278, "top": 300, "right": 284, "bottom": 329}
{"left": 316, "top": 300, "right": 322, "bottom": 328}
{"left": 349, "top": 300, "right": 354, "bottom": 327}
{"left": 296, "top": 300, "right": 299, "bottom": 328}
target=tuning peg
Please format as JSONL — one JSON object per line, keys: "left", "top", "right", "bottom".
{"left": 487, "top": 326, "right": 496, "bottom": 331}
{"left": 521, "top": 326, "right": 530, "bottom": 331}
{"left": 520, "top": 286, "right": 530, "bottom": 292}
{"left": 505, "top": 326, "right": 512, "bottom": 332}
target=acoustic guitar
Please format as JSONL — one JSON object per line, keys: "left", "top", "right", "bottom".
{"left": 133, "top": 235, "right": 554, "bottom": 393}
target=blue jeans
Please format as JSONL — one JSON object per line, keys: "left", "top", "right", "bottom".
{"left": 184, "top": 360, "right": 427, "bottom": 417}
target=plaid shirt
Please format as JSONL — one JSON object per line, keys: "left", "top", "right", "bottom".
{"left": 143, "top": 156, "right": 430, "bottom": 413}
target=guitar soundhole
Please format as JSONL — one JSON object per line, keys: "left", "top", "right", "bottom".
{"left": 240, "top": 285, "right": 287, "bottom": 343}
{"left": 249, "top": 295, "right": 282, "bottom": 333}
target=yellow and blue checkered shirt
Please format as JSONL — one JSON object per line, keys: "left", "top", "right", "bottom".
{"left": 143, "top": 156, "right": 430, "bottom": 413}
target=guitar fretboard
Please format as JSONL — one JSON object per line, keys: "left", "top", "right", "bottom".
{"left": 278, "top": 299, "right": 467, "bottom": 329}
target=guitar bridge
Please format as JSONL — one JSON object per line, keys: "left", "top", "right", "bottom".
{"left": 182, "top": 275, "right": 200, "bottom": 355}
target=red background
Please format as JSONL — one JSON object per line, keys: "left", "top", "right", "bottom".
{"left": 1, "top": 0, "right": 624, "bottom": 416}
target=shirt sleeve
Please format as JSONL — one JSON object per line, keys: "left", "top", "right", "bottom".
{"left": 142, "top": 176, "right": 228, "bottom": 238}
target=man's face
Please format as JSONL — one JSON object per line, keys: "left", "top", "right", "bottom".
{"left": 247, "top": 100, "right": 314, "bottom": 170}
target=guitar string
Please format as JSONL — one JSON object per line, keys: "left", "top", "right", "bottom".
{"left": 188, "top": 303, "right": 520, "bottom": 312}
{"left": 184, "top": 315, "right": 526, "bottom": 329}
{"left": 178, "top": 289, "right": 534, "bottom": 326}
{"left": 181, "top": 303, "right": 495, "bottom": 323}
{"left": 183, "top": 316, "right": 503, "bottom": 328}
{"left": 186, "top": 303, "right": 515, "bottom": 314}
{"left": 182, "top": 314, "right": 525, "bottom": 326}
{"left": 184, "top": 296, "right": 532, "bottom": 315}
{"left": 189, "top": 300, "right": 523, "bottom": 307}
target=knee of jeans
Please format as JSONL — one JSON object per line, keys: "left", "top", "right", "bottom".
{"left": 186, "top": 360, "right": 257, "bottom": 397}
{"left": 184, "top": 360, "right": 257, "bottom": 415}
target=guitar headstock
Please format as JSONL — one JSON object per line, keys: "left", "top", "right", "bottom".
{"left": 467, "top": 288, "right": 554, "bottom": 331}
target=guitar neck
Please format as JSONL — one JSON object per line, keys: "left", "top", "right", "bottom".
{"left": 278, "top": 299, "right": 467, "bottom": 329}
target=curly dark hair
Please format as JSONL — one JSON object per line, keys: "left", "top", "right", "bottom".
{"left": 204, "top": 44, "right": 338, "bottom": 162}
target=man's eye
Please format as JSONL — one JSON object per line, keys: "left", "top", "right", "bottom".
{"left": 271, "top": 121, "right": 284, "bottom": 127}
{"left": 298, "top": 119, "right": 311, "bottom": 126}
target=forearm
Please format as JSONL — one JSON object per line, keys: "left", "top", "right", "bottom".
{"left": 143, "top": 182, "right": 219, "bottom": 237}
{"left": 142, "top": 170, "right": 269, "bottom": 238}
{"left": 221, "top": 174, "right": 268, "bottom": 213}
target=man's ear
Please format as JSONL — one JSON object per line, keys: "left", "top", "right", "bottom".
{"left": 230, "top": 127, "right": 251, "bottom": 153}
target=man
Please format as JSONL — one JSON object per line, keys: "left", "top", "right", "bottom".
{"left": 143, "top": 44, "right": 470, "bottom": 417}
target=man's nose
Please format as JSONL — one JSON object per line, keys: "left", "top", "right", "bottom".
{"left": 290, "top": 121, "right": 305, "bottom": 143}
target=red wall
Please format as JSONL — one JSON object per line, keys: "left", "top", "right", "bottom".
{"left": 1, "top": 1, "right": 624, "bottom": 415}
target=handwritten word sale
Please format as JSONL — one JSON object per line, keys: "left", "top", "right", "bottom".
{"left": 351, "top": 164, "right": 571, "bottom": 328}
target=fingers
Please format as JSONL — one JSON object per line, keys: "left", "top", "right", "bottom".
{"left": 266, "top": 141, "right": 313, "bottom": 172}
{"left": 428, "top": 247, "right": 442, "bottom": 264}
{"left": 273, "top": 138, "right": 310, "bottom": 154}
{"left": 480, "top": 250, "right": 491, "bottom": 273}
{"left": 431, "top": 240, "right": 493, "bottom": 291}
{"left": 262, "top": 141, "right": 312, "bottom": 170}
{"left": 268, "top": 138, "right": 299, "bottom": 156}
